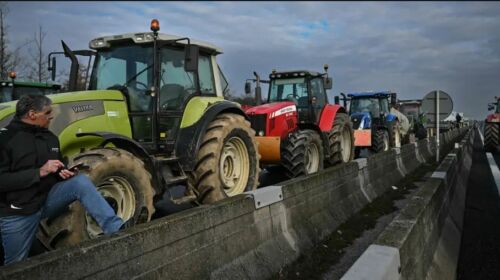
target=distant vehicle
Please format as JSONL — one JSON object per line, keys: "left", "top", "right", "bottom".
{"left": 398, "top": 99, "right": 427, "bottom": 140}
{"left": 0, "top": 72, "right": 61, "bottom": 103}
{"left": 348, "top": 91, "right": 407, "bottom": 157}
{"left": 484, "top": 97, "right": 500, "bottom": 152}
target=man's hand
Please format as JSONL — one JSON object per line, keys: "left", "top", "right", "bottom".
{"left": 39, "top": 160, "right": 65, "bottom": 178}
{"left": 58, "top": 168, "right": 75, "bottom": 180}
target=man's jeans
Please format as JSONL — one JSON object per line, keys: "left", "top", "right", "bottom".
{"left": 0, "top": 174, "right": 124, "bottom": 265}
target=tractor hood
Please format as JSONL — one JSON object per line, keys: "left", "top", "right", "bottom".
{"left": 0, "top": 90, "right": 125, "bottom": 128}
{"left": 350, "top": 112, "right": 371, "bottom": 130}
{"left": 245, "top": 101, "right": 296, "bottom": 117}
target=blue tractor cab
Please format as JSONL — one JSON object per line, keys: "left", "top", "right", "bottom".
{"left": 348, "top": 91, "right": 400, "bottom": 155}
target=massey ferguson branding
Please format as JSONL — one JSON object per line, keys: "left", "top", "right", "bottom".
{"left": 270, "top": 105, "right": 296, "bottom": 119}
{"left": 72, "top": 104, "right": 94, "bottom": 113}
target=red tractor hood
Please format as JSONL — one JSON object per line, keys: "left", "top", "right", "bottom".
{"left": 245, "top": 101, "right": 296, "bottom": 117}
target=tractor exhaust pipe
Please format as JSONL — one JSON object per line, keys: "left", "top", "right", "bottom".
{"left": 62, "top": 40, "right": 79, "bottom": 91}
{"left": 253, "top": 71, "right": 262, "bottom": 106}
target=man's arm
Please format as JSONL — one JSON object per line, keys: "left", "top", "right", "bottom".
{"left": 0, "top": 146, "right": 40, "bottom": 192}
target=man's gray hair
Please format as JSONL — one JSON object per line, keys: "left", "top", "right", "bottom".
{"left": 15, "top": 94, "right": 52, "bottom": 118}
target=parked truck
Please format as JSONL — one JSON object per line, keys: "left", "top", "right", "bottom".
{"left": 244, "top": 65, "right": 354, "bottom": 178}
{"left": 0, "top": 19, "right": 261, "bottom": 249}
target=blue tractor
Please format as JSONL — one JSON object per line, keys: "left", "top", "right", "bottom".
{"left": 347, "top": 91, "right": 403, "bottom": 156}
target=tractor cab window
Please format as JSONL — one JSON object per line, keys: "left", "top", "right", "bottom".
{"left": 0, "top": 86, "right": 13, "bottom": 102}
{"left": 90, "top": 44, "right": 154, "bottom": 142}
{"left": 269, "top": 77, "right": 308, "bottom": 107}
{"left": 310, "top": 78, "right": 326, "bottom": 108}
{"left": 380, "top": 97, "right": 389, "bottom": 114}
{"left": 159, "top": 49, "right": 215, "bottom": 111}
{"left": 350, "top": 98, "right": 381, "bottom": 117}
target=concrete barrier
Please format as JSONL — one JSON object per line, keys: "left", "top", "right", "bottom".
{"left": 0, "top": 127, "right": 471, "bottom": 280}
{"left": 342, "top": 127, "right": 474, "bottom": 280}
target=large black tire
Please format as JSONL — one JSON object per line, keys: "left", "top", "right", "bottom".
{"left": 371, "top": 129, "right": 389, "bottom": 153}
{"left": 188, "top": 113, "right": 260, "bottom": 204}
{"left": 327, "top": 112, "right": 354, "bottom": 166}
{"left": 37, "top": 147, "right": 155, "bottom": 249}
{"left": 484, "top": 122, "right": 499, "bottom": 152}
{"left": 282, "top": 129, "right": 324, "bottom": 178}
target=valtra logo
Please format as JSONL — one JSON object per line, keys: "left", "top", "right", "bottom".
{"left": 72, "top": 104, "right": 94, "bottom": 113}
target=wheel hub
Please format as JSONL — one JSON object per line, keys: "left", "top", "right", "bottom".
{"left": 85, "top": 176, "right": 136, "bottom": 238}
{"left": 305, "top": 142, "right": 320, "bottom": 174}
{"left": 220, "top": 137, "right": 249, "bottom": 196}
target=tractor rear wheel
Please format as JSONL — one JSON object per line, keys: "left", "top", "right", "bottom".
{"left": 188, "top": 113, "right": 260, "bottom": 204}
{"left": 327, "top": 112, "right": 354, "bottom": 166}
{"left": 282, "top": 129, "right": 324, "bottom": 178}
{"left": 371, "top": 129, "right": 389, "bottom": 153}
{"left": 484, "top": 122, "right": 499, "bottom": 152}
{"left": 37, "top": 147, "right": 155, "bottom": 249}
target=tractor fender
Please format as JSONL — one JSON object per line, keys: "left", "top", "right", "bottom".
{"left": 76, "top": 132, "right": 152, "bottom": 162}
{"left": 318, "top": 104, "right": 347, "bottom": 132}
{"left": 175, "top": 101, "right": 247, "bottom": 171}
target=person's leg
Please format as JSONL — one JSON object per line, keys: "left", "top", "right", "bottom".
{"left": 0, "top": 210, "right": 41, "bottom": 265}
{"left": 42, "top": 174, "right": 123, "bottom": 234}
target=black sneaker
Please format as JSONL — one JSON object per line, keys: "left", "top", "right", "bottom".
{"left": 119, "top": 219, "right": 135, "bottom": 230}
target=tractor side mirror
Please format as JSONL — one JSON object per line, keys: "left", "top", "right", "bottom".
{"left": 48, "top": 57, "right": 57, "bottom": 81}
{"left": 488, "top": 103, "right": 495, "bottom": 111}
{"left": 324, "top": 77, "right": 333, "bottom": 90}
{"left": 334, "top": 96, "right": 340, "bottom": 105}
{"left": 245, "top": 81, "right": 252, "bottom": 95}
{"left": 184, "top": 44, "right": 199, "bottom": 72}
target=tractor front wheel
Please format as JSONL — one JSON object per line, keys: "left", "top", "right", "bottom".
{"left": 37, "top": 147, "right": 155, "bottom": 249}
{"left": 327, "top": 112, "right": 354, "bottom": 166}
{"left": 282, "top": 129, "right": 324, "bottom": 178}
{"left": 371, "top": 129, "right": 389, "bottom": 153}
{"left": 189, "top": 113, "right": 260, "bottom": 204}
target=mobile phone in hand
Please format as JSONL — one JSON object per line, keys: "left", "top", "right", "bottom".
{"left": 68, "top": 162, "right": 84, "bottom": 172}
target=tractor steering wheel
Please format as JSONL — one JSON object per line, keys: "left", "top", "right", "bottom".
{"left": 286, "top": 94, "right": 297, "bottom": 104}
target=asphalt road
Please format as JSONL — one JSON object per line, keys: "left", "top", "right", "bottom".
{"left": 457, "top": 129, "right": 500, "bottom": 279}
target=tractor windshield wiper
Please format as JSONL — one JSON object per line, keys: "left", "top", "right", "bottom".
{"left": 123, "top": 64, "right": 153, "bottom": 87}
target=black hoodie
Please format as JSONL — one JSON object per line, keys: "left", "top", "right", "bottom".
{"left": 0, "top": 118, "right": 63, "bottom": 216}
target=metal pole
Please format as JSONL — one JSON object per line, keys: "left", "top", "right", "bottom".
{"left": 436, "top": 90, "right": 440, "bottom": 162}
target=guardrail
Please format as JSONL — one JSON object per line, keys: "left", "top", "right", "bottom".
{"left": 0, "top": 126, "right": 471, "bottom": 280}
{"left": 342, "top": 126, "right": 474, "bottom": 280}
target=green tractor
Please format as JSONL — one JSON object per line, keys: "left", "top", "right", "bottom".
{"left": 0, "top": 72, "right": 61, "bottom": 103}
{"left": 0, "top": 20, "right": 260, "bottom": 249}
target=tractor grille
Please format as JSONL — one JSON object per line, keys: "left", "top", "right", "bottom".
{"left": 351, "top": 117, "right": 362, "bottom": 129}
{"left": 248, "top": 114, "right": 267, "bottom": 135}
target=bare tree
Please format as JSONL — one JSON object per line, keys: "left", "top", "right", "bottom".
{"left": 27, "top": 25, "right": 50, "bottom": 82}
{"left": 0, "top": 2, "right": 30, "bottom": 80}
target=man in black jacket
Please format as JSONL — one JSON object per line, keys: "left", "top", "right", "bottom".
{"left": 0, "top": 94, "right": 124, "bottom": 265}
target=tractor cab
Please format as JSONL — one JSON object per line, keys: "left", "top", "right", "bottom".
{"left": 0, "top": 72, "right": 61, "bottom": 103}
{"left": 267, "top": 69, "right": 332, "bottom": 124}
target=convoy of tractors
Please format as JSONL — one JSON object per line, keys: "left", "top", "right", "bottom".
{"left": 0, "top": 19, "right": 454, "bottom": 253}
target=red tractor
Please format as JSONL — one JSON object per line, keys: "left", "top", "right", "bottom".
{"left": 244, "top": 65, "right": 354, "bottom": 178}
{"left": 485, "top": 96, "right": 500, "bottom": 152}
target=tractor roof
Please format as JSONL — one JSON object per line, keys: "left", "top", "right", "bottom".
{"left": 0, "top": 80, "right": 61, "bottom": 89}
{"left": 347, "top": 91, "right": 393, "bottom": 98}
{"left": 269, "top": 70, "right": 322, "bottom": 79}
{"left": 89, "top": 32, "right": 223, "bottom": 54}
{"left": 398, "top": 99, "right": 421, "bottom": 105}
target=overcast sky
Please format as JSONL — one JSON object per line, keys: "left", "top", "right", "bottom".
{"left": 5, "top": 1, "right": 500, "bottom": 120}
